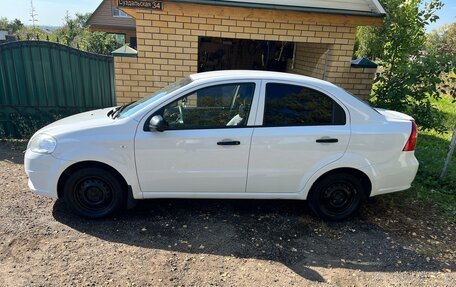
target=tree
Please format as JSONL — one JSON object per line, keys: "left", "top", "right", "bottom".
{"left": 53, "top": 12, "right": 122, "bottom": 55}
{"left": 427, "top": 23, "right": 456, "bottom": 55}
{"left": 355, "top": 0, "right": 454, "bottom": 131}
{"left": 0, "top": 17, "right": 24, "bottom": 34}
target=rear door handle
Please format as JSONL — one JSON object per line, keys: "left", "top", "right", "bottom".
{"left": 316, "top": 138, "right": 339, "bottom": 143}
{"left": 217, "top": 140, "right": 241, "bottom": 146}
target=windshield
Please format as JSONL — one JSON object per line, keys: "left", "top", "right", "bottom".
{"left": 117, "top": 77, "right": 193, "bottom": 119}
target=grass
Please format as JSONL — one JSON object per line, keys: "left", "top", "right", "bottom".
{"left": 383, "top": 95, "right": 456, "bottom": 221}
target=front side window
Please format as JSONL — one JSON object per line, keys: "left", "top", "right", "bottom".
{"left": 263, "top": 83, "right": 346, "bottom": 126}
{"left": 159, "top": 83, "right": 255, "bottom": 130}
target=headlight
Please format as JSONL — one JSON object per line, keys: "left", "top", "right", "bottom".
{"left": 28, "top": 134, "right": 57, "bottom": 154}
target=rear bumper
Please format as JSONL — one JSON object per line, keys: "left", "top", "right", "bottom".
{"left": 24, "top": 149, "right": 72, "bottom": 199}
{"left": 370, "top": 151, "right": 419, "bottom": 196}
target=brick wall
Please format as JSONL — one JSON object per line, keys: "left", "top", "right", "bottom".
{"left": 114, "top": 2, "right": 379, "bottom": 104}
{"left": 286, "top": 42, "right": 376, "bottom": 100}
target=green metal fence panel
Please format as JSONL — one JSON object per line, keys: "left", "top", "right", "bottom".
{"left": 0, "top": 40, "right": 116, "bottom": 138}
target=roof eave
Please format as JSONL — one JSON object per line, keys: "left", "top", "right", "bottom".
{"left": 166, "top": 0, "right": 386, "bottom": 18}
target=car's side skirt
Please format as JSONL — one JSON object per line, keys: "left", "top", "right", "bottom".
{"left": 140, "top": 192, "right": 306, "bottom": 200}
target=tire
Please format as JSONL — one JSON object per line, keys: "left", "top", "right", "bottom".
{"left": 63, "top": 167, "right": 126, "bottom": 219}
{"left": 307, "top": 172, "right": 366, "bottom": 221}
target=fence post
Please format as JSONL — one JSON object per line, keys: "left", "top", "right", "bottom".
{"left": 440, "top": 126, "right": 456, "bottom": 178}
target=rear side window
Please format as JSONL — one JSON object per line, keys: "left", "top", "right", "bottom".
{"left": 263, "top": 83, "right": 346, "bottom": 126}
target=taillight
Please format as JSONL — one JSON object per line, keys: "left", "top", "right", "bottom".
{"left": 403, "top": 121, "right": 418, "bottom": 151}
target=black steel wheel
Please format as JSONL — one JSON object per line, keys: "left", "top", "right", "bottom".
{"left": 63, "top": 167, "right": 126, "bottom": 218}
{"left": 307, "top": 173, "right": 366, "bottom": 221}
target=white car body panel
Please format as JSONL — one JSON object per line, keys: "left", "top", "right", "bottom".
{"left": 24, "top": 70, "right": 419, "bottom": 203}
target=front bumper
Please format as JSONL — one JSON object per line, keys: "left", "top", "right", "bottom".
{"left": 24, "top": 149, "right": 72, "bottom": 199}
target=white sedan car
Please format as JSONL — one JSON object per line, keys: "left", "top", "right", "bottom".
{"left": 25, "top": 71, "right": 418, "bottom": 221}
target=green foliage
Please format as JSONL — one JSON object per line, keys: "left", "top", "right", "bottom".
{"left": 355, "top": 0, "right": 455, "bottom": 131}
{"left": 51, "top": 12, "right": 123, "bottom": 55}
{"left": 0, "top": 17, "right": 24, "bottom": 34}
{"left": 3, "top": 13, "right": 123, "bottom": 56}
{"left": 427, "top": 22, "right": 456, "bottom": 55}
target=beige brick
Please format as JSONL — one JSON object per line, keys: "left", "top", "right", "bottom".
{"left": 160, "top": 15, "right": 176, "bottom": 22}
{"left": 144, "top": 14, "right": 160, "bottom": 21}
{"left": 266, "top": 22, "right": 280, "bottom": 29}
{"left": 191, "top": 30, "right": 206, "bottom": 36}
{"left": 236, "top": 33, "right": 251, "bottom": 39}
{"left": 168, "top": 34, "right": 184, "bottom": 41}
{"left": 169, "top": 47, "right": 183, "bottom": 53}
{"left": 137, "top": 32, "right": 152, "bottom": 39}
{"left": 222, "top": 19, "right": 236, "bottom": 26}
{"left": 237, "top": 20, "right": 251, "bottom": 27}
{"left": 153, "top": 34, "right": 168, "bottom": 40}
{"left": 220, "top": 32, "right": 236, "bottom": 38}
{"left": 258, "top": 28, "right": 273, "bottom": 34}
{"left": 184, "top": 23, "right": 199, "bottom": 30}
{"left": 145, "top": 39, "right": 160, "bottom": 46}
{"left": 207, "top": 18, "right": 222, "bottom": 25}
{"left": 131, "top": 75, "right": 146, "bottom": 81}
{"left": 251, "top": 22, "right": 266, "bottom": 28}
{"left": 153, "top": 46, "right": 168, "bottom": 52}
{"left": 161, "top": 40, "right": 176, "bottom": 47}
{"left": 160, "top": 27, "right": 176, "bottom": 34}
{"left": 337, "top": 27, "right": 351, "bottom": 33}
{"left": 176, "top": 28, "right": 191, "bottom": 35}
{"left": 264, "top": 34, "right": 279, "bottom": 41}
{"left": 168, "top": 22, "right": 184, "bottom": 29}
{"left": 301, "top": 31, "right": 315, "bottom": 37}
{"left": 176, "top": 16, "right": 191, "bottom": 23}
{"left": 206, "top": 31, "right": 222, "bottom": 37}
{"left": 229, "top": 26, "right": 244, "bottom": 33}
{"left": 192, "top": 17, "right": 207, "bottom": 24}
{"left": 214, "top": 25, "right": 229, "bottom": 32}
{"left": 280, "top": 23, "right": 295, "bottom": 30}
{"left": 199, "top": 24, "right": 214, "bottom": 31}
{"left": 136, "top": 20, "right": 152, "bottom": 26}
{"left": 315, "top": 31, "right": 329, "bottom": 38}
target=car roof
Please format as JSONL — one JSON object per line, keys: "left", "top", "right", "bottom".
{"left": 189, "top": 70, "right": 337, "bottom": 89}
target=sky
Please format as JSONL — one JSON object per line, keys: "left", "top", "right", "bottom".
{"left": 0, "top": 0, "right": 454, "bottom": 30}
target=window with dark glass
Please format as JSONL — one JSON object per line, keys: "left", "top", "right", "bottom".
{"left": 263, "top": 83, "right": 346, "bottom": 126}
{"left": 159, "top": 83, "right": 255, "bottom": 129}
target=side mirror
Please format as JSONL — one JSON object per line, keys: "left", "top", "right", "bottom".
{"left": 149, "top": 115, "right": 166, "bottom": 132}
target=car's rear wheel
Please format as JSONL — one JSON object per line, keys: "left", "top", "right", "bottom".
{"left": 307, "top": 173, "right": 365, "bottom": 221}
{"left": 63, "top": 167, "right": 126, "bottom": 218}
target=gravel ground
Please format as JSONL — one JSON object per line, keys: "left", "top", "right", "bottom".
{"left": 0, "top": 141, "right": 455, "bottom": 286}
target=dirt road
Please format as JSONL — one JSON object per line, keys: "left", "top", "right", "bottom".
{"left": 0, "top": 142, "right": 455, "bottom": 286}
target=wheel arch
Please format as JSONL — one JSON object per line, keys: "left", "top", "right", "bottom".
{"left": 308, "top": 167, "right": 372, "bottom": 198}
{"left": 57, "top": 161, "right": 129, "bottom": 199}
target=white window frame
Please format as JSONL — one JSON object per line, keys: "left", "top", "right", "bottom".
{"left": 112, "top": 8, "right": 131, "bottom": 18}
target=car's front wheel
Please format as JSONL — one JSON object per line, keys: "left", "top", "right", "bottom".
{"left": 307, "top": 173, "right": 365, "bottom": 221}
{"left": 63, "top": 167, "right": 126, "bottom": 218}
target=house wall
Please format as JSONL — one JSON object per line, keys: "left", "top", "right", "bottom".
{"left": 114, "top": 2, "right": 379, "bottom": 104}
{"left": 286, "top": 42, "right": 376, "bottom": 100}
{"left": 88, "top": 0, "right": 136, "bottom": 29}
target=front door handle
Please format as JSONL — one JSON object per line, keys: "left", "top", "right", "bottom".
{"left": 217, "top": 140, "right": 241, "bottom": 146}
{"left": 316, "top": 138, "right": 339, "bottom": 143}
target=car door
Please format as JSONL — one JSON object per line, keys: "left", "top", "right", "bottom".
{"left": 246, "top": 81, "right": 351, "bottom": 194}
{"left": 135, "top": 80, "right": 260, "bottom": 194}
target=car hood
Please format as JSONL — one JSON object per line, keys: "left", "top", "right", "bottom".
{"left": 34, "top": 107, "right": 116, "bottom": 137}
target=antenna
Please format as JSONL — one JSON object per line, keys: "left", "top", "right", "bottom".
{"left": 29, "top": 0, "right": 39, "bottom": 30}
